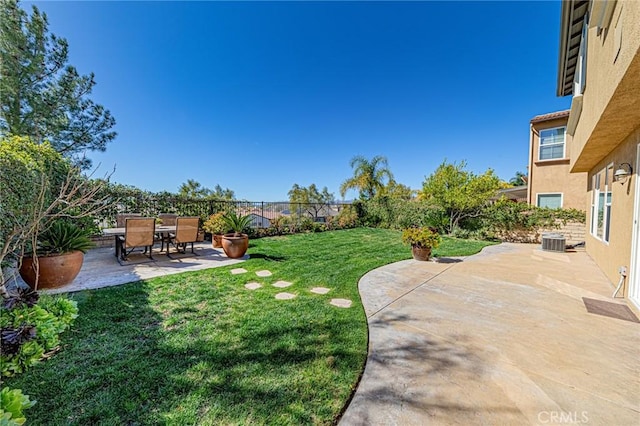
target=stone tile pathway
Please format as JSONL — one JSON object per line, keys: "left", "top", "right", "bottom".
{"left": 233, "top": 269, "right": 352, "bottom": 308}
{"left": 275, "top": 292, "right": 296, "bottom": 300}
{"left": 330, "top": 298, "right": 352, "bottom": 308}
{"left": 244, "top": 282, "right": 262, "bottom": 290}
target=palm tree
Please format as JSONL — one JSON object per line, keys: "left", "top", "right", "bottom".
{"left": 509, "top": 171, "right": 527, "bottom": 186}
{"left": 340, "top": 155, "right": 394, "bottom": 200}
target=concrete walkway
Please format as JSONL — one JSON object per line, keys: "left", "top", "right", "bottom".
{"left": 340, "top": 243, "right": 640, "bottom": 425}
{"left": 12, "top": 242, "right": 245, "bottom": 295}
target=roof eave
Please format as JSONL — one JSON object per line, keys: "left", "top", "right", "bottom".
{"left": 557, "top": 0, "right": 574, "bottom": 97}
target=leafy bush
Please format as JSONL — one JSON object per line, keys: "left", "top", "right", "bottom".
{"left": 0, "top": 387, "right": 36, "bottom": 426}
{"left": 1, "top": 295, "right": 78, "bottom": 377}
{"left": 336, "top": 205, "right": 358, "bottom": 229}
{"left": 202, "top": 213, "right": 227, "bottom": 235}
{"left": 481, "top": 199, "right": 586, "bottom": 232}
{"left": 401, "top": 227, "right": 441, "bottom": 249}
{"left": 299, "top": 216, "right": 315, "bottom": 232}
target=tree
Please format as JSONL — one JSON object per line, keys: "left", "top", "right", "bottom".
{"left": 177, "top": 179, "right": 211, "bottom": 199}
{"left": 419, "top": 160, "right": 502, "bottom": 234}
{"left": 211, "top": 184, "right": 235, "bottom": 200}
{"left": 0, "top": 0, "right": 116, "bottom": 168}
{"left": 340, "top": 155, "right": 394, "bottom": 200}
{"left": 288, "top": 183, "right": 334, "bottom": 219}
{"left": 509, "top": 171, "right": 527, "bottom": 186}
{"left": 176, "top": 180, "right": 235, "bottom": 200}
{"left": 380, "top": 180, "right": 415, "bottom": 200}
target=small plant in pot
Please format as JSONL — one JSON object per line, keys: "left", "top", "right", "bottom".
{"left": 202, "top": 212, "right": 227, "bottom": 248}
{"left": 19, "top": 220, "right": 95, "bottom": 290}
{"left": 401, "top": 226, "right": 441, "bottom": 261}
{"left": 220, "top": 212, "right": 252, "bottom": 259}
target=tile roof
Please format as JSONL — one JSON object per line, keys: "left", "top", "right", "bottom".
{"left": 530, "top": 110, "right": 570, "bottom": 124}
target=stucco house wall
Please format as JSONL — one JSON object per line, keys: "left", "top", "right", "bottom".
{"left": 528, "top": 113, "right": 587, "bottom": 210}
{"left": 559, "top": 0, "right": 640, "bottom": 301}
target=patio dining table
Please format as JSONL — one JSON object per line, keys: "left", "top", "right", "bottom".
{"left": 102, "top": 225, "right": 176, "bottom": 258}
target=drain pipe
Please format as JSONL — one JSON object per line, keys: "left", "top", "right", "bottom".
{"left": 612, "top": 266, "right": 627, "bottom": 298}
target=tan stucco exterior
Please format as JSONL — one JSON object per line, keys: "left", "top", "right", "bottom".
{"left": 584, "top": 130, "right": 639, "bottom": 290}
{"left": 569, "top": 0, "right": 640, "bottom": 172}
{"left": 559, "top": 0, "right": 640, "bottom": 301}
{"left": 528, "top": 114, "right": 587, "bottom": 210}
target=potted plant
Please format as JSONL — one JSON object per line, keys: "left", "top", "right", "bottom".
{"left": 19, "top": 220, "right": 95, "bottom": 290}
{"left": 220, "top": 212, "right": 252, "bottom": 259}
{"left": 401, "top": 226, "right": 441, "bottom": 261}
{"left": 202, "top": 212, "right": 227, "bottom": 248}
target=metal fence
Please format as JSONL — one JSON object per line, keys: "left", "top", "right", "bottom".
{"left": 100, "top": 198, "right": 351, "bottom": 229}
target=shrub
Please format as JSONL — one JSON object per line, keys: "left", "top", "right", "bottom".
{"left": 481, "top": 199, "right": 586, "bottom": 232}
{"left": 1, "top": 294, "right": 78, "bottom": 377}
{"left": 202, "top": 212, "right": 227, "bottom": 235}
{"left": 0, "top": 387, "right": 36, "bottom": 426}
{"left": 401, "top": 227, "right": 441, "bottom": 249}
{"left": 336, "top": 206, "right": 358, "bottom": 229}
{"left": 299, "top": 216, "right": 315, "bottom": 232}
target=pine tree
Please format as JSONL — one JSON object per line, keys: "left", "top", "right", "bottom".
{"left": 0, "top": 0, "right": 116, "bottom": 167}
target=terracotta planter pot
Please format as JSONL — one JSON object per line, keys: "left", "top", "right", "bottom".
{"left": 19, "top": 250, "right": 84, "bottom": 290}
{"left": 411, "top": 246, "right": 432, "bottom": 261}
{"left": 221, "top": 233, "right": 249, "bottom": 259}
{"left": 212, "top": 234, "right": 223, "bottom": 248}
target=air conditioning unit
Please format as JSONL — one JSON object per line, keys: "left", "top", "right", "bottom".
{"left": 541, "top": 233, "right": 566, "bottom": 253}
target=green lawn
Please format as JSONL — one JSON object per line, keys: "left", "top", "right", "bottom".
{"left": 5, "top": 228, "right": 494, "bottom": 425}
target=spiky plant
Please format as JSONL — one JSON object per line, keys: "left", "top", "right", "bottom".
{"left": 222, "top": 212, "right": 252, "bottom": 236}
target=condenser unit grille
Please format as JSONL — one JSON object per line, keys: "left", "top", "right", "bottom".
{"left": 541, "top": 233, "right": 566, "bottom": 252}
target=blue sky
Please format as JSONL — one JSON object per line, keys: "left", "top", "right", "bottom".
{"left": 29, "top": 1, "right": 570, "bottom": 201}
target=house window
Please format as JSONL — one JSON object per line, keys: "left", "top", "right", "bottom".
{"left": 574, "top": 15, "right": 589, "bottom": 95}
{"left": 539, "top": 127, "right": 566, "bottom": 160}
{"left": 537, "top": 193, "right": 563, "bottom": 209}
{"left": 591, "top": 164, "right": 613, "bottom": 242}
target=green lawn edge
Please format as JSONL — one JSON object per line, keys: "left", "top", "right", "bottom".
{"left": 5, "top": 228, "right": 495, "bottom": 425}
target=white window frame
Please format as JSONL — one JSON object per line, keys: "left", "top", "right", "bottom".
{"left": 538, "top": 126, "right": 566, "bottom": 161}
{"left": 590, "top": 163, "right": 613, "bottom": 243}
{"left": 537, "top": 193, "right": 563, "bottom": 209}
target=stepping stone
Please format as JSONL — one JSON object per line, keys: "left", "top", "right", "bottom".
{"left": 330, "top": 298, "right": 352, "bottom": 308}
{"left": 244, "top": 282, "right": 262, "bottom": 290}
{"left": 275, "top": 292, "right": 296, "bottom": 300}
{"left": 310, "top": 287, "right": 330, "bottom": 295}
{"left": 231, "top": 268, "right": 248, "bottom": 275}
{"left": 255, "top": 270, "right": 272, "bottom": 277}
{"left": 273, "top": 280, "right": 293, "bottom": 288}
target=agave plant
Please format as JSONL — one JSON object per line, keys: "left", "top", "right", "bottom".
{"left": 222, "top": 212, "right": 252, "bottom": 236}
{"left": 37, "top": 220, "right": 95, "bottom": 255}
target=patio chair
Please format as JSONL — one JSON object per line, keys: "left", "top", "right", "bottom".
{"left": 167, "top": 216, "right": 200, "bottom": 257}
{"left": 157, "top": 213, "right": 178, "bottom": 251}
{"left": 158, "top": 213, "right": 178, "bottom": 226}
{"left": 116, "top": 217, "right": 156, "bottom": 262}
{"left": 116, "top": 213, "right": 142, "bottom": 228}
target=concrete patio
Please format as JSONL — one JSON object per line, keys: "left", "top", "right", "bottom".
{"left": 14, "top": 242, "right": 245, "bottom": 295}
{"left": 340, "top": 243, "right": 640, "bottom": 425}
